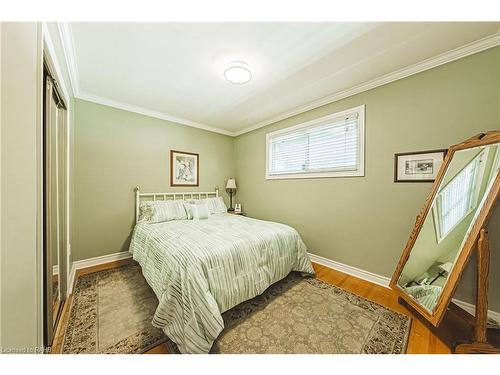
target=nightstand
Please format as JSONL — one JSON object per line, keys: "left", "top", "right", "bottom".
{"left": 227, "top": 211, "right": 246, "bottom": 216}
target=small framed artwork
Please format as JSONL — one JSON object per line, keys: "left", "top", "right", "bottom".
{"left": 170, "top": 150, "right": 199, "bottom": 187}
{"left": 394, "top": 149, "right": 447, "bottom": 183}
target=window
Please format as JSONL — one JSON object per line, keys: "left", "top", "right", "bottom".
{"left": 433, "top": 150, "right": 485, "bottom": 242}
{"left": 266, "top": 105, "right": 365, "bottom": 179}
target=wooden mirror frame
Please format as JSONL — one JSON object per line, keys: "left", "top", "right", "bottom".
{"left": 390, "top": 131, "right": 500, "bottom": 327}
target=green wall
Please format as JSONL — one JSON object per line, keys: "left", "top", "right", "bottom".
{"left": 234, "top": 47, "right": 500, "bottom": 310}
{"left": 73, "top": 99, "right": 235, "bottom": 261}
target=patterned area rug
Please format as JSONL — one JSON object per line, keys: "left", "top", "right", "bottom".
{"left": 62, "top": 263, "right": 411, "bottom": 354}
{"left": 62, "top": 263, "right": 166, "bottom": 353}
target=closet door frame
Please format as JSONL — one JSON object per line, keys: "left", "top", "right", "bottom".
{"left": 57, "top": 103, "right": 68, "bottom": 298}
{"left": 42, "top": 25, "right": 72, "bottom": 302}
{"left": 43, "top": 72, "right": 69, "bottom": 346}
{"left": 41, "top": 23, "right": 72, "bottom": 349}
{"left": 43, "top": 76, "right": 56, "bottom": 345}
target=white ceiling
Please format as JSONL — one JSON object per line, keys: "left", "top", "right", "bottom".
{"left": 60, "top": 22, "right": 500, "bottom": 135}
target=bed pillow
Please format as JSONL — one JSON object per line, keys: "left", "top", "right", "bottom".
{"left": 139, "top": 200, "right": 188, "bottom": 223}
{"left": 183, "top": 199, "right": 199, "bottom": 219}
{"left": 203, "top": 197, "right": 227, "bottom": 214}
{"left": 188, "top": 203, "right": 211, "bottom": 220}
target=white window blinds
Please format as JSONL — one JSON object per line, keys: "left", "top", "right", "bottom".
{"left": 435, "top": 153, "right": 481, "bottom": 240}
{"left": 266, "top": 106, "right": 364, "bottom": 179}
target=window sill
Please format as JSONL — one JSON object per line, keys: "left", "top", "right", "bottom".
{"left": 265, "top": 170, "right": 365, "bottom": 180}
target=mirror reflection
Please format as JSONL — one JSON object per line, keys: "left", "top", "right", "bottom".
{"left": 398, "top": 143, "right": 500, "bottom": 312}
{"left": 52, "top": 246, "right": 61, "bottom": 327}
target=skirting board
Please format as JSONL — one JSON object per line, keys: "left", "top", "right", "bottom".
{"left": 67, "top": 251, "right": 132, "bottom": 295}
{"left": 308, "top": 252, "right": 500, "bottom": 322}
{"left": 452, "top": 299, "right": 500, "bottom": 323}
{"left": 308, "top": 252, "right": 391, "bottom": 288}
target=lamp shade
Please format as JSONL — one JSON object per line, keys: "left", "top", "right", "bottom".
{"left": 226, "top": 178, "right": 237, "bottom": 190}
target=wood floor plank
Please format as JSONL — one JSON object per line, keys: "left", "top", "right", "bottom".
{"left": 52, "top": 260, "right": 454, "bottom": 354}
{"left": 144, "top": 343, "right": 171, "bottom": 354}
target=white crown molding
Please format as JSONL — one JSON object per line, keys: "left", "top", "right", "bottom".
{"left": 309, "top": 252, "right": 500, "bottom": 323}
{"left": 234, "top": 31, "right": 500, "bottom": 136}
{"left": 76, "top": 90, "right": 235, "bottom": 136}
{"left": 57, "top": 23, "right": 500, "bottom": 138}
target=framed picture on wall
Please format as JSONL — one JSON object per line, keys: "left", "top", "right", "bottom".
{"left": 170, "top": 150, "right": 199, "bottom": 186}
{"left": 394, "top": 149, "right": 447, "bottom": 183}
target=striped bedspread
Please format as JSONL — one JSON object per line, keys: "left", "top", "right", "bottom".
{"left": 404, "top": 284, "right": 442, "bottom": 312}
{"left": 129, "top": 213, "right": 314, "bottom": 353}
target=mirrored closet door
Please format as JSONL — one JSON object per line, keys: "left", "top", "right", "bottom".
{"left": 43, "top": 64, "right": 68, "bottom": 346}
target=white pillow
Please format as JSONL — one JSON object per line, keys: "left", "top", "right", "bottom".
{"left": 183, "top": 199, "right": 199, "bottom": 219}
{"left": 203, "top": 197, "right": 227, "bottom": 214}
{"left": 188, "top": 203, "right": 211, "bottom": 220}
{"left": 139, "top": 200, "right": 188, "bottom": 223}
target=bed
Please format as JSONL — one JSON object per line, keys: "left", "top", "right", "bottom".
{"left": 129, "top": 187, "right": 314, "bottom": 353}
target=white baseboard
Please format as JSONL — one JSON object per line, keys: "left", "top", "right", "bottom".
{"left": 452, "top": 298, "right": 500, "bottom": 323}
{"left": 67, "top": 251, "right": 132, "bottom": 295}
{"left": 308, "top": 252, "right": 391, "bottom": 288}
{"left": 308, "top": 252, "right": 499, "bottom": 322}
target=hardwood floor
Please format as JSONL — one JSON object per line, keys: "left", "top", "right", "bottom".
{"left": 51, "top": 260, "right": 452, "bottom": 354}
{"left": 312, "top": 263, "right": 451, "bottom": 354}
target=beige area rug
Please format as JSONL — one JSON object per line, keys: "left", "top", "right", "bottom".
{"left": 62, "top": 263, "right": 166, "bottom": 353}
{"left": 62, "top": 263, "right": 411, "bottom": 354}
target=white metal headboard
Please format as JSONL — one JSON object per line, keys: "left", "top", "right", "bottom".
{"left": 134, "top": 186, "right": 219, "bottom": 223}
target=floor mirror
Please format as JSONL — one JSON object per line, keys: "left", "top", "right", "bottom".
{"left": 391, "top": 132, "right": 500, "bottom": 353}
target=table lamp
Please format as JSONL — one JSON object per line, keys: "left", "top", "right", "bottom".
{"left": 226, "top": 178, "right": 237, "bottom": 212}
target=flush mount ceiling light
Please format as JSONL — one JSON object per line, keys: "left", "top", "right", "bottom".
{"left": 224, "top": 61, "right": 252, "bottom": 84}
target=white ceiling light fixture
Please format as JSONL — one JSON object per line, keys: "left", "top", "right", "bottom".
{"left": 224, "top": 61, "right": 252, "bottom": 84}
